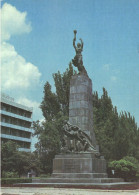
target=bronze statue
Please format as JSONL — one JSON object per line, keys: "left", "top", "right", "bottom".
{"left": 61, "top": 121, "right": 99, "bottom": 154}
{"left": 72, "top": 30, "right": 87, "bottom": 75}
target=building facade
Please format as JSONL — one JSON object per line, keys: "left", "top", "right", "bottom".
{"left": 0, "top": 93, "right": 33, "bottom": 152}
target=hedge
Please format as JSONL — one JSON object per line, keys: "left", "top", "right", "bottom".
{"left": 1, "top": 178, "right": 32, "bottom": 185}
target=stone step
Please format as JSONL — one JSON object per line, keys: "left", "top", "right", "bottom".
{"left": 52, "top": 173, "right": 108, "bottom": 178}
{"left": 13, "top": 182, "right": 138, "bottom": 190}
{"left": 32, "top": 178, "right": 124, "bottom": 184}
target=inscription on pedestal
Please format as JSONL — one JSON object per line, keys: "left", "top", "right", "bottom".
{"left": 53, "top": 154, "right": 107, "bottom": 175}
{"left": 64, "top": 164, "right": 80, "bottom": 172}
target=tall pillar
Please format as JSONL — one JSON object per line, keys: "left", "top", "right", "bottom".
{"left": 69, "top": 74, "right": 96, "bottom": 147}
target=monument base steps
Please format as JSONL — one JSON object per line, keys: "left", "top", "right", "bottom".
{"left": 52, "top": 173, "right": 108, "bottom": 178}
{"left": 32, "top": 178, "right": 124, "bottom": 184}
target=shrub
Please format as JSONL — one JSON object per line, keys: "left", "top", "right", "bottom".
{"left": 1, "top": 178, "right": 32, "bottom": 185}
{"left": 123, "top": 156, "right": 139, "bottom": 169}
{"left": 2, "top": 171, "right": 18, "bottom": 178}
{"left": 108, "top": 158, "right": 138, "bottom": 181}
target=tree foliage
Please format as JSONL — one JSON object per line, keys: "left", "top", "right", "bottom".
{"left": 53, "top": 63, "right": 76, "bottom": 115}
{"left": 40, "top": 63, "right": 75, "bottom": 119}
{"left": 1, "top": 141, "right": 40, "bottom": 177}
{"left": 93, "top": 88, "right": 139, "bottom": 161}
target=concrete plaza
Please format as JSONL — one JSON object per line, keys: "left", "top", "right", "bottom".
{"left": 1, "top": 187, "right": 139, "bottom": 195}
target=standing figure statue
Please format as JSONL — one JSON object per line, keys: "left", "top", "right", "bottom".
{"left": 72, "top": 30, "right": 87, "bottom": 75}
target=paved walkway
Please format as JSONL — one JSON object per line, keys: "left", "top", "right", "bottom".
{"left": 1, "top": 187, "right": 139, "bottom": 195}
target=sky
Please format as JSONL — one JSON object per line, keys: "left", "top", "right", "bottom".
{"left": 1, "top": 0, "right": 139, "bottom": 129}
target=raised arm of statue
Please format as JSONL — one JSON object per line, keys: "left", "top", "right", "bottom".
{"left": 79, "top": 38, "right": 83, "bottom": 50}
{"left": 73, "top": 30, "right": 77, "bottom": 51}
{"left": 73, "top": 38, "right": 76, "bottom": 51}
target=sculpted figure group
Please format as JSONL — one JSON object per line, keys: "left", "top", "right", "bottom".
{"left": 61, "top": 121, "right": 99, "bottom": 155}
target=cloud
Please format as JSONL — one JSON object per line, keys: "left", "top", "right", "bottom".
{"left": 1, "top": 3, "right": 31, "bottom": 41}
{"left": 17, "top": 97, "right": 42, "bottom": 121}
{"left": 1, "top": 3, "right": 42, "bottom": 122}
{"left": 1, "top": 3, "right": 41, "bottom": 90}
{"left": 1, "top": 42, "right": 41, "bottom": 89}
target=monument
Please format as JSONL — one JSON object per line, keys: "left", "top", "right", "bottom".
{"left": 46, "top": 31, "right": 123, "bottom": 184}
{"left": 51, "top": 30, "right": 108, "bottom": 182}
{"left": 32, "top": 31, "right": 123, "bottom": 185}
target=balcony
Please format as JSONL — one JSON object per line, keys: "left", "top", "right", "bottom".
{"left": 1, "top": 110, "right": 32, "bottom": 122}
{"left": 1, "top": 133, "right": 32, "bottom": 143}
{"left": 0, "top": 122, "right": 32, "bottom": 133}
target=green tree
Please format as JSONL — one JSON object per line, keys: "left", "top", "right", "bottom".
{"left": 93, "top": 88, "right": 139, "bottom": 161}
{"left": 13, "top": 151, "right": 40, "bottom": 177}
{"left": 115, "top": 112, "right": 139, "bottom": 160}
{"left": 1, "top": 141, "right": 18, "bottom": 176}
{"left": 1, "top": 141, "right": 40, "bottom": 177}
{"left": 33, "top": 64, "right": 75, "bottom": 173}
{"left": 93, "top": 88, "right": 118, "bottom": 160}
{"left": 40, "top": 82, "right": 60, "bottom": 121}
{"left": 33, "top": 119, "right": 62, "bottom": 173}
{"left": 53, "top": 63, "right": 76, "bottom": 115}
{"left": 40, "top": 63, "right": 75, "bottom": 120}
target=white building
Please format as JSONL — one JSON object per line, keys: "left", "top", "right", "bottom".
{"left": 0, "top": 93, "right": 33, "bottom": 152}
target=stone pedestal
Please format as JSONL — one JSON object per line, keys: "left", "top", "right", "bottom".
{"left": 69, "top": 74, "right": 96, "bottom": 146}
{"left": 52, "top": 153, "right": 107, "bottom": 178}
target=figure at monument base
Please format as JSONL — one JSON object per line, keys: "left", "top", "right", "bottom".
{"left": 61, "top": 121, "right": 99, "bottom": 154}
